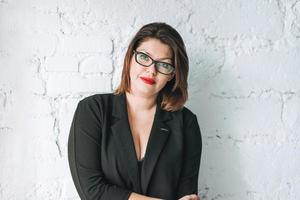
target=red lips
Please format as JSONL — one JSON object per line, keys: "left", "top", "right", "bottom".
{"left": 140, "top": 76, "right": 156, "bottom": 85}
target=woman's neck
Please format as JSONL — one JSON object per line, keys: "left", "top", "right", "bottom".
{"left": 125, "top": 92, "right": 157, "bottom": 113}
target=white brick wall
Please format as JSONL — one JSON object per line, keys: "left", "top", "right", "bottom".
{"left": 0, "top": 0, "right": 299, "bottom": 199}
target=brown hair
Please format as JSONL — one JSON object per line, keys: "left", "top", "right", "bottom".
{"left": 114, "top": 22, "right": 189, "bottom": 111}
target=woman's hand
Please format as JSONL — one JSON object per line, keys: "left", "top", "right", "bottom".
{"left": 178, "top": 194, "right": 200, "bottom": 200}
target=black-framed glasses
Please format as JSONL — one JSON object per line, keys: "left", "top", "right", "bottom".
{"left": 133, "top": 50, "right": 175, "bottom": 75}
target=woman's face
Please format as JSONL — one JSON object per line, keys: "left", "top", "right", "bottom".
{"left": 129, "top": 38, "right": 174, "bottom": 98}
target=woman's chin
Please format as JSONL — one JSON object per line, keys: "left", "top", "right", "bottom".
{"left": 130, "top": 87, "right": 158, "bottom": 98}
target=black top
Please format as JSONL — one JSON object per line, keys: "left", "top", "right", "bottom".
{"left": 137, "top": 157, "right": 144, "bottom": 174}
{"left": 68, "top": 93, "right": 202, "bottom": 200}
{"left": 137, "top": 157, "right": 144, "bottom": 188}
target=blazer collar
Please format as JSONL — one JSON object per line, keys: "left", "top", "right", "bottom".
{"left": 111, "top": 92, "right": 172, "bottom": 193}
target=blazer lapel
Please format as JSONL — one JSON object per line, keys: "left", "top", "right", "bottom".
{"left": 110, "top": 93, "right": 141, "bottom": 192}
{"left": 141, "top": 98, "right": 172, "bottom": 194}
{"left": 110, "top": 92, "right": 173, "bottom": 194}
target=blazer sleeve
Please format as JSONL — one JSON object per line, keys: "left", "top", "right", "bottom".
{"left": 68, "top": 99, "right": 132, "bottom": 200}
{"left": 176, "top": 114, "right": 202, "bottom": 199}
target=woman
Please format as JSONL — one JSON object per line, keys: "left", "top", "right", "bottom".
{"left": 68, "top": 22, "right": 202, "bottom": 200}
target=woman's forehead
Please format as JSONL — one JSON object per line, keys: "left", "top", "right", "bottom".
{"left": 136, "top": 39, "right": 173, "bottom": 60}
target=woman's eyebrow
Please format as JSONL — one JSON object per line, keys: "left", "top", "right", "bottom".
{"left": 139, "top": 49, "right": 172, "bottom": 61}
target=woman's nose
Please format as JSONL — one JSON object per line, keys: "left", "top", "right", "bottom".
{"left": 146, "top": 63, "right": 157, "bottom": 75}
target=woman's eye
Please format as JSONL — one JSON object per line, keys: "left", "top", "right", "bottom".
{"left": 159, "top": 63, "right": 171, "bottom": 69}
{"left": 139, "top": 54, "right": 149, "bottom": 61}
{"left": 163, "top": 63, "right": 170, "bottom": 68}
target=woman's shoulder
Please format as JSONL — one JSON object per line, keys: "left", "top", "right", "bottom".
{"left": 78, "top": 92, "right": 116, "bottom": 105}
{"left": 172, "top": 106, "right": 197, "bottom": 120}
{"left": 168, "top": 105, "right": 199, "bottom": 127}
{"left": 75, "top": 93, "right": 119, "bottom": 123}
{"left": 75, "top": 93, "right": 118, "bottom": 116}
{"left": 181, "top": 106, "right": 196, "bottom": 117}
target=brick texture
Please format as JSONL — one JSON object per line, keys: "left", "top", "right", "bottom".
{"left": 0, "top": 0, "right": 300, "bottom": 199}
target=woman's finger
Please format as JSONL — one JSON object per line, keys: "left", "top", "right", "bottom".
{"left": 178, "top": 194, "right": 199, "bottom": 200}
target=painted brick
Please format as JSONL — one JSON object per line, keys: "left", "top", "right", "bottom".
{"left": 1, "top": 0, "right": 300, "bottom": 199}
{"left": 46, "top": 72, "right": 111, "bottom": 96}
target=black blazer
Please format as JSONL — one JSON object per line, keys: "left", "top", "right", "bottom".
{"left": 68, "top": 93, "right": 202, "bottom": 200}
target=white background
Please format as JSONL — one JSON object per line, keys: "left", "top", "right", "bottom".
{"left": 0, "top": 0, "right": 300, "bottom": 199}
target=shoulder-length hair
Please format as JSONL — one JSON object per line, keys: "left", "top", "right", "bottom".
{"left": 114, "top": 22, "right": 189, "bottom": 112}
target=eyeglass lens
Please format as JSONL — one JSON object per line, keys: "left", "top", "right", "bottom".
{"left": 135, "top": 51, "right": 174, "bottom": 75}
